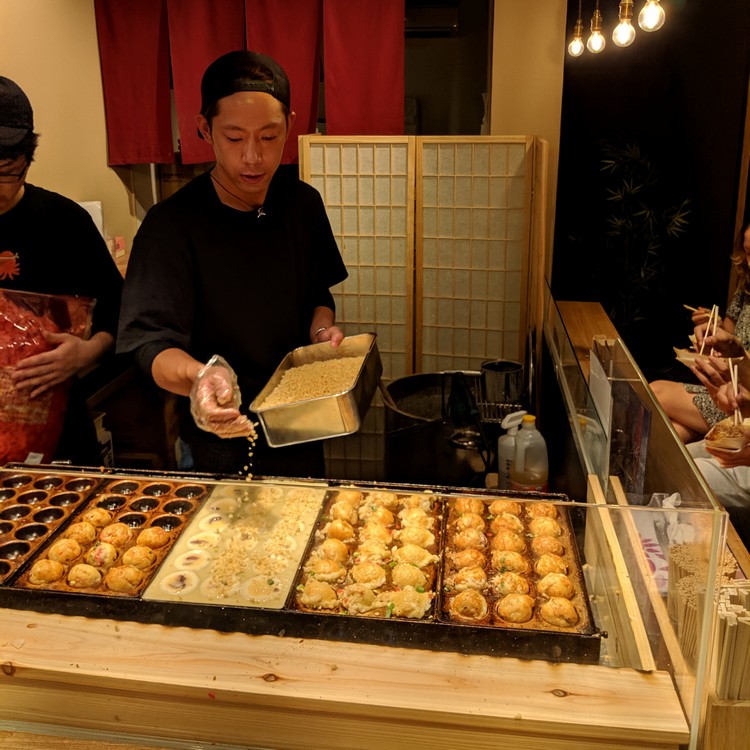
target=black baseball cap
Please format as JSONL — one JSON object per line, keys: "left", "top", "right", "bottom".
{"left": 0, "top": 77, "right": 34, "bottom": 146}
{"left": 200, "top": 50, "right": 291, "bottom": 115}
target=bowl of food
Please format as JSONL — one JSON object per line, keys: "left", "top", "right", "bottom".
{"left": 705, "top": 417, "right": 749, "bottom": 451}
{"left": 673, "top": 347, "right": 744, "bottom": 370}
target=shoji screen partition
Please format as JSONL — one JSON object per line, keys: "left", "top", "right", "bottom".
{"left": 299, "top": 135, "right": 545, "bottom": 481}
{"left": 299, "top": 137, "right": 415, "bottom": 480}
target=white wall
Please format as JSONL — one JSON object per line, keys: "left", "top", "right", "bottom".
{"left": 491, "top": 0, "right": 568, "bottom": 261}
{"left": 0, "top": 0, "right": 141, "bottom": 251}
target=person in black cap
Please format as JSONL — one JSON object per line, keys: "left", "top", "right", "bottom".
{"left": 118, "top": 51, "right": 348, "bottom": 478}
{"left": 0, "top": 75, "right": 123, "bottom": 464}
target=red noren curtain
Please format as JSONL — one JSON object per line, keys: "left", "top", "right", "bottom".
{"left": 94, "top": 0, "right": 173, "bottom": 165}
{"left": 168, "top": 0, "right": 245, "bottom": 165}
{"left": 246, "top": 0, "right": 322, "bottom": 164}
{"left": 323, "top": 0, "right": 404, "bottom": 136}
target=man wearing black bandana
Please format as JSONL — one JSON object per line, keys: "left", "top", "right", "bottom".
{"left": 117, "top": 51, "right": 348, "bottom": 478}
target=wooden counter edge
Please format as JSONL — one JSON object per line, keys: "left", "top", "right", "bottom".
{"left": 0, "top": 608, "right": 689, "bottom": 750}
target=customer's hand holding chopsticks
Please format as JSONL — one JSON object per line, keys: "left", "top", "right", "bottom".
{"left": 695, "top": 326, "right": 745, "bottom": 358}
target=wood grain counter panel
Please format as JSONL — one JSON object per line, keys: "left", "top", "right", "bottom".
{"left": 0, "top": 608, "right": 688, "bottom": 749}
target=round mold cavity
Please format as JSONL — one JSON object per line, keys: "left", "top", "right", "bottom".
{"left": 3, "top": 474, "right": 32, "bottom": 488}
{"left": 175, "top": 485, "right": 205, "bottom": 499}
{"left": 0, "top": 541, "right": 30, "bottom": 559}
{"left": 14, "top": 523, "right": 48, "bottom": 541}
{"left": 142, "top": 483, "right": 171, "bottom": 497}
{"left": 97, "top": 495, "right": 126, "bottom": 510}
{"left": 33, "top": 507, "right": 64, "bottom": 524}
{"left": 17, "top": 490, "right": 48, "bottom": 505}
{"left": 65, "top": 478, "right": 96, "bottom": 492}
{"left": 0, "top": 489, "right": 15, "bottom": 502}
{"left": 0, "top": 521, "right": 13, "bottom": 535}
{"left": 0, "top": 560, "right": 10, "bottom": 576}
{"left": 118, "top": 512, "right": 147, "bottom": 528}
{"left": 163, "top": 500, "right": 193, "bottom": 516}
{"left": 0, "top": 505, "right": 31, "bottom": 521}
{"left": 152, "top": 515, "right": 183, "bottom": 531}
{"left": 49, "top": 492, "right": 80, "bottom": 507}
{"left": 128, "top": 497, "right": 159, "bottom": 513}
{"left": 34, "top": 476, "right": 63, "bottom": 490}
{"left": 109, "top": 481, "right": 139, "bottom": 495}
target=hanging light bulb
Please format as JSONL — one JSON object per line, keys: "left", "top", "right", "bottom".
{"left": 568, "top": 0, "right": 585, "bottom": 57}
{"left": 613, "top": 0, "right": 636, "bottom": 47}
{"left": 638, "top": 0, "right": 666, "bottom": 32}
{"left": 587, "top": 1, "right": 606, "bottom": 54}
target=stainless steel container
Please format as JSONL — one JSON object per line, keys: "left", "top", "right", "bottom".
{"left": 250, "top": 332, "right": 382, "bottom": 447}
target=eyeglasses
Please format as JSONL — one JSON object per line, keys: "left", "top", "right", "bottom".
{"left": 0, "top": 160, "right": 28, "bottom": 184}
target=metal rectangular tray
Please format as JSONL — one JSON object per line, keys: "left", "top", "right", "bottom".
{"left": 250, "top": 332, "right": 382, "bottom": 447}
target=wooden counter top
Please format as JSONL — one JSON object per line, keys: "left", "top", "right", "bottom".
{"left": 0, "top": 607, "right": 688, "bottom": 749}
{"left": 555, "top": 300, "right": 620, "bottom": 379}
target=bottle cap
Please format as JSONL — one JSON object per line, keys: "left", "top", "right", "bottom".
{"left": 500, "top": 410, "right": 526, "bottom": 430}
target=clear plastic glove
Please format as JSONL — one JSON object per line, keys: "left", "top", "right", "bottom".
{"left": 189, "top": 355, "right": 256, "bottom": 439}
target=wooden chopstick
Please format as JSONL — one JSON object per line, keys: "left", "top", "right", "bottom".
{"left": 683, "top": 304, "right": 699, "bottom": 312}
{"left": 698, "top": 305, "right": 717, "bottom": 354}
{"left": 730, "top": 362, "right": 742, "bottom": 425}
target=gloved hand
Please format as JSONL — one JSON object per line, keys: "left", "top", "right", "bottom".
{"left": 189, "top": 355, "right": 256, "bottom": 439}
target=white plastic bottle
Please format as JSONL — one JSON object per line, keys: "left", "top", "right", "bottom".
{"left": 496, "top": 410, "right": 526, "bottom": 490}
{"left": 510, "top": 414, "right": 548, "bottom": 492}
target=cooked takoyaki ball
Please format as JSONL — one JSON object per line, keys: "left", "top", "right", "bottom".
{"left": 137, "top": 526, "right": 170, "bottom": 549}
{"left": 121, "top": 544, "right": 157, "bottom": 570}
{"left": 490, "top": 530, "right": 526, "bottom": 554}
{"left": 526, "top": 502, "right": 558, "bottom": 519}
{"left": 81, "top": 507, "right": 114, "bottom": 528}
{"left": 391, "top": 563, "right": 428, "bottom": 590}
{"left": 368, "top": 491, "right": 399, "bottom": 508}
{"left": 392, "top": 543, "right": 439, "bottom": 569}
{"left": 304, "top": 557, "right": 346, "bottom": 583}
{"left": 359, "top": 522, "right": 392, "bottom": 545}
{"left": 335, "top": 489, "right": 362, "bottom": 506}
{"left": 28, "top": 558, "right": 64, "bottom": 584}
{"left": 489, "top": 499, "right": 522, "bottom": 517}
{"left": 491, "top": 550, "right": 530, "bottom": 574}
{"left": 326, "top": 518, "right": 356, "bottom": 542}
{"left": 537, "top": 572, "right": 575, "bottom": 599}
{"left": 359, "top": 504, "right": 395, "bottom": 526}
{"left": 329, "top": 500, "right": 358, "bottom": 526}
{"left": 454, "top": 496, "right": 485, "bottom": 516}
{"left": 317, "top": 538, "right": 350, "bottom": 564}
{"left": 530, "top": 535, "right": 564, "bottom": 556}
{"left": 67, "top": 563, "right": 102, "bottom": 588}
{"left": 449, "top": 589, "right": 489, "bottom": 622}
{"left": 350, "top": 561, "right": 387, "bottom": 589}
{"left": 452, "top": 565, "right": 488, "bottom": 592}
{"left": 451, "top": 548, "right": 487, "bottom": 570}
{"left": 490, "top": 512, "right": 524, "bottom": 535}
{"left": 394, "top": 525, "right": 436, "bottom": 549}
{"left": 85, "top": 541, "right": 118, "bottom": 568}
{"left": 491, "top": 571, "right": 530, "bottom": 597}
{"left": 63, "top": 521, "right": 97, "bottom": 546}
{"left": 374, "top": 588, "right": 432, "bottom": 618}
{"left": 455, "top": 512, "right": 486, "bottom": 533}
{"left": 355, "top": 540, "right": 390, "bottom": 563}
{"left": 400, "top": 494, "right": 433, "bottom": 512}
{"left": 398, "top": 507, "right": 433, "bottom": 530}
{"left": 529, "top": 517, "right": 562, "bottom": 538}
{"left": 495, "top": 593, "right": 535, "bottom": 623}
{"left": 534, "top": 552, "right": 568, "bottom": 577}
{"left": 99, "top": 522, "right": 135, "bottom": 549}
{"left": 338, "top": 583, "right": 376, "bottom": 614}
{"left": 47, "top": 537, "right": 82, "bottom": 564}
{"left": 453, "top": 528, "right": 488, "bottom": 551}
{"left": 104, "top": 565, "right": 144, "bottom": 593}
{"left": 540, "top": 596, "right": 579, "bottom": 627}
{"left": 298, "top": 579, "right": 338, "bottom": 610}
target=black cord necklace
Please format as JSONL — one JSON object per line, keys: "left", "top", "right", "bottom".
{"left": 210, "top": 171, "right": 266, "bottom": 218}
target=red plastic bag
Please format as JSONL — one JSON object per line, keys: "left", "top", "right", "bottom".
{"left": 0, "top": 289, "right": 94, "bottom": 464}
